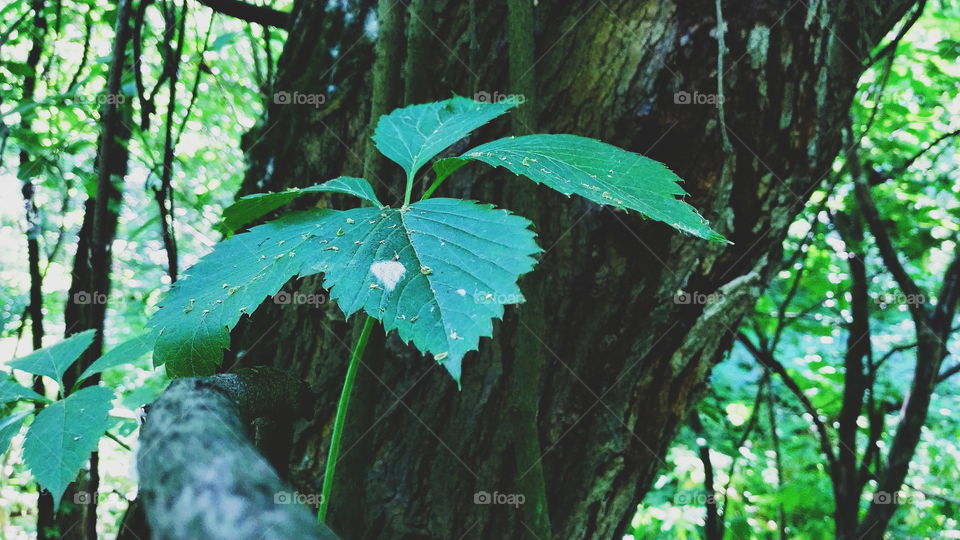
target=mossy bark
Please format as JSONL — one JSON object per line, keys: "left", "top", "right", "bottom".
{"left": 137, "top": 369, "right": 338, "bottom": 540}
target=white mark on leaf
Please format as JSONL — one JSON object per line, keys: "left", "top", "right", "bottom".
{"left": 370, "top": 260, "right": 406, "bottom": 292}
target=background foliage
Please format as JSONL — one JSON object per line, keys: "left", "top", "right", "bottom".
{"left": 630, "top": 1, "right": 960, "bottom": 537}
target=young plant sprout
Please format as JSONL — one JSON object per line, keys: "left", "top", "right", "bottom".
{"left": 146, "top": 95, "right": 724, "bottom": 523}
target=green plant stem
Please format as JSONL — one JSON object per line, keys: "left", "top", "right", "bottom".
{"left": 317, "top": 315, "right": 375, "bottom": 524}
{"left": 105, "top": 430, "right": 131, "bottom": 452}
{"left": 421, "top": 175, "right": 443, "bottom": 201}
{"left": 403, "top": 172, "right": 415, "bottom": 206}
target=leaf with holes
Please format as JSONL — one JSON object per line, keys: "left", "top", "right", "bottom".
{"left": 436, "top": 134, "right": 726, "bottom": 241}
{"left": 7, "top": 330, "right": 96, "bottom": 390}
{"left": 373, "top": 96, "right": 515, "bottom": 178}
{"left": 311, "top": 198, "right": 540, "bottom": 383}
{"left": 150, "top": 209, "right": 345, "bottom": 377}
{"left": 219, "top": 177, "right": 382, "bottom": 235}
{"left": 23, "top": 385, "right": 114, "bottom": 508}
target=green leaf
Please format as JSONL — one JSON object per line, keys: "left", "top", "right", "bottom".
{"left": 314, "top": 198, "right": 540, "bottom": 383}
{"left": 218, "top": 177, "right": 382, "bottom": 235}
{"left": 78, "top": 332, "right": 156, "bottom": 382}
{"left": 210, "top": 32, "right": 238, "bottom": 51}
{"left": 7, "top": 330, "right": 96, "bottom": 389}
{"left": 0, "top": 411, "right": 31, "bottom": 456}
{"left": 372, "top": 96, "right": 516, "bottom": 178}
{"left": 23, "top": 386, "right": 114, "bottom": 509}
{"left": 426, "top": 157, "right": 470, "bottom": 197}
{"left": 2, "top": 61, "right": 34, "bottom": 77}
{"left": 151, "top": 210, "right": 341, "bottom": 376}
{"left": 0, "top": 379, "right": 47, "bottom": 404}
{"left": 312, "top": 176, "right": 383, "bottom": 207}
{"left": 441, "top": 134, "right": 726, "bottom": 242}
{"left": 154, "top": 199, "right": 540, "bottom": 383}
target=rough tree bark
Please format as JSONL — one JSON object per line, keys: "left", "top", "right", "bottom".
{"left": 222, "top": 1, "right": 918, "bottom": 538}
{"left": 137, "top": 368, "right": 339, "bottom": 540}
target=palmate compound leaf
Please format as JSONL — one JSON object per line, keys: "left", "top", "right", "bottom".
{"left": 150, "top": 209, "right": 343, "bottom": 377}
{"left": 151, "top": 197, "right": 539, "bottom": 384}
{"left": 310, "top": 198, "right": 541, "bottom": 383}
{"left": 218, "top": 176, "right": 383, "bottom": 235}
{"left": 434, "top": 134, "right": 726, "bottom": 242}
{"left": 23, "top": 385, "right": 114, "bottom": 508}
{"left": 372, "top": 95, "right": 516, "bottom": 178}
{"left": 7, "top": 329, "right": 96, "bottom": 390}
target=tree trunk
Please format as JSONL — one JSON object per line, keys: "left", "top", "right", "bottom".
{"left": 58, "top": 0, "right": 134, "bottom": 537}
{"left": 229, "top": 1, "right": 917, "bottom": 538}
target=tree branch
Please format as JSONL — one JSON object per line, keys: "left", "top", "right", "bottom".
{"left": 850, "top": 145, "right": 926, "bottom": 324}
{"left": 938, "top": 362, "right": 960, "bottom": 383}
{"left": 690, "top": 411, "right": 720, "bottom": 540}
{"left": 737, "top": 334, "right": 837, "bottom": 468}
{"left": 138, "top": 368, "right": 338, "bottom": 539}
{"left": 893, "top": 128, "right": 960, "bottom": 176}
{"left": 832, "top": 208, "right": 873, "bottom": 536}
{"left": 195, "top": 0, "right": 290, "bottom": 29}
{"left": 866, "top": 0, "right": 926, "bottom": 66}
{"left": 931, "top": 249, "right": 960, "bottom": 334}
{"left": 716, "top": 375, "right": 766, "bottom": 540}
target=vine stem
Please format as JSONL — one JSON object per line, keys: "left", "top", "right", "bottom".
{"left": 403, "top": 171, "right": 415, "bottom": 206}
{"left": 317, "top": 315, "right": 376, "bottom": 523}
